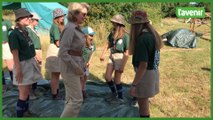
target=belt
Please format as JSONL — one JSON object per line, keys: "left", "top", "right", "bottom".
{"left": 68, "top": 50, "right": 82, "bottom": 56}
{"left": 2, "top": 42, "right": 8, "bottom": 44}
{"left": 111, "top": 51, "right": 123, "bottom": 54}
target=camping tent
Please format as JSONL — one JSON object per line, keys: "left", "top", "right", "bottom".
{"left": 2, "top": 2, "right": 68, "bottom": 32}
{"left": 161, "top": 28, "right": 198, "bottom": 48}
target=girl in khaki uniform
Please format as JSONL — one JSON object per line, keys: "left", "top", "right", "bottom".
{"left": 100, "top": 14, "right": 129, "bottom": 103}
{"left": 128, "top": 10, "right": 163, "bottom": 118}
{"left": 27, "top": 12, "right": 42, "bottom": 99}
{"left": 45, "top": 8, "right": 66, "bottom": 99}
{"left": 8, "top": 8, "right": 42, "bottom": 117}
{"left": 58, "top": 2, "right": 90, "bottom": 117}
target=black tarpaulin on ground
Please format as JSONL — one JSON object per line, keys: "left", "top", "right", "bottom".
{"left": 3, "top": 79, "right": 139, "bottom": 118}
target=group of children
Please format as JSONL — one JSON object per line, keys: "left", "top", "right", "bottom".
{"left": 2, "top": 2, "right": 162, "bottom": 118}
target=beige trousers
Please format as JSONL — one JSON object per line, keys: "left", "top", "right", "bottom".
{"left": 60, "top": 73, "right": 83, "bottom": 118}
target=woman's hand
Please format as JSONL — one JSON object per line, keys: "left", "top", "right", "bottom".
{"left": 100, "top": 56, "right": 105, "bottom": 62}
{"left": 75, "top": 67, "right": 84, "bottom": 76}
{"left": 130, "top": 86, "right": 136, "bottom": 97}
{"left": 86, "top": 62, "right": 90, "bottom": 68}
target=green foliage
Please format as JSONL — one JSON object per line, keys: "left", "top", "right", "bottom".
{"left": 87, "top": 2, "right": 162, "bottom": 27}
{"left": 59, "top": 2, "right": 211, "bottom": 25}
{"left": 59, "top": 2, "right": 163, "bottom": 26}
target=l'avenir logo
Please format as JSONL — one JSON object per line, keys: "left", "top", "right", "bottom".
{"left": 176, "top": 7, "right": 205, "bottom": 18}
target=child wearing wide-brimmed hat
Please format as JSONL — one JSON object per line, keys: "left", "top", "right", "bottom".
{"left": 26, "top": 12, "right": 42, "bottom": 100}
{"left": 8, "top": 8, "right": 43, "bottom": 117}
{"left": 100, "top": 14, "right": 129, "bottom": 104}
{"left": 128, "top": 10, "right": 163, "bottom": 118}
{"left": 45, "top": 8, "right": 66, "bottom": 100}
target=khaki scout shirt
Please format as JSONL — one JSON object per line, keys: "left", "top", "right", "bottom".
{"left": 58, "top": 22, "right": 85, "bottom": 75}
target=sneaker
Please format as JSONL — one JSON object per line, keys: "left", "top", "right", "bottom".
{"left": 29, "top": 91, "right": 38, "bottom": 100}
{"left": 105, "top": 93, "right": 117, "bottom": 102}
{"left": 130, "top": 98, "right": 138, "bottom": 107}
{"left": 23, "top": 110, "right": 38, "bottom": 117}
{"left": 109, "top": 98, "right": 125, "bottom": 105}
{"left": 32, "top": 89, "right": 43, "bottom": 96}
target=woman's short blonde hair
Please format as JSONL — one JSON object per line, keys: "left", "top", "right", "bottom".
{"left": 67, "top": 2, "right": 90, "bottom": 22}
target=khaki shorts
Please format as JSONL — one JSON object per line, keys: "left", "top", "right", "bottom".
{"left": 2, "top": 42, "right": 13, "bottom": 60}
{"left": 13, "top": 58, "right": 43, "bottom": 86}
{"left": 108, "top": 53, "right": 124, "bottom": 70}
{"left": 45, "top": 44, "right": 60, "bottom": 72}
{"left": 135, "top": 69, "right": 160, "bottom": 98}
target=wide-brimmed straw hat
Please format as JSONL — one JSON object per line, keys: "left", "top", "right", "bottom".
{"left": 110, "top": 14, "right": 125, "bottom": 26}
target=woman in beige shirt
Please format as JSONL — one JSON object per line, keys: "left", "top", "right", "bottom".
{"left": 58, "top": 2, "right": 90, "bottom": 117}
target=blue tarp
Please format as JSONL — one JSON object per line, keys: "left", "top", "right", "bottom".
{"left": 3, "top": 2, "right": 68, "bottom": 32}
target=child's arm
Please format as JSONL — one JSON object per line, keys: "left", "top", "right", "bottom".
{"left": 87, "top": 52, "right": 94, "bottom": 67}
{"left": 100, "top": 42, "right": 109, "bottom": 62}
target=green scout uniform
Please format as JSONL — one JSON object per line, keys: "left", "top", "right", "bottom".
{"left": 9, "top": 28, "right": 35, "bottom": 61}
{"left": 132, "top": 32, "right": 160, "bottom": 70}
{"left": 2, "top": 20, "right": 13, "bottom": 42}
{"left": 108, "top": 32, "right": 129, "bottom": 53}
{"left": 49, "top": 23, "right": 60, "bottom": 45}
{"left": 82, "top": 43, "right": 96, "bottom": 63}
{"left": 26, "top": 27, "right": 41, "bottom": 49}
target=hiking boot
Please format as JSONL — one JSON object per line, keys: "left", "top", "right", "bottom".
{"left": 129, "top": 98, "right": 138, "bottom": 107}
{"left": 109, "top": 98, "right": 125, "bottom": 105}
{"left": 105, "top": 93, "right": 117, "bottom": 102}
{"left": 29, "top": 91, "right": 38, "bottom": 100}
